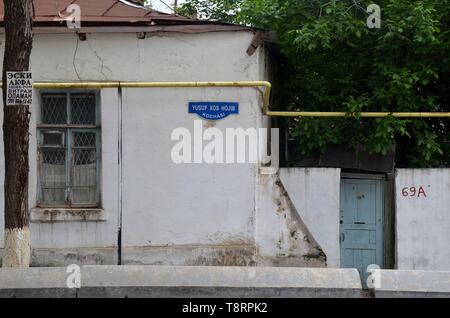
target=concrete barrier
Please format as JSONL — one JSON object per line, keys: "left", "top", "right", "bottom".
{"left": 372, "top": 270, "right": 450, "bottom": 298}
{"left": 0, "top": 265, "right": 364, "bottom": 298}
{"left": 0, "top": 267, "right": 76, "bottom": 297}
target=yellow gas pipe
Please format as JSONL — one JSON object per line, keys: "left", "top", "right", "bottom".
{"left": 1, "top": 80, "right": 272, "bottom": 103}
{"left": 265, "top": 111, "right": 450, "bottom": 118}
{"left": 1, "top": 81, "right": 448, "bottom": 118}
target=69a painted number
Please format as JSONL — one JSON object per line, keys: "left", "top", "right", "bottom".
{"left": 402, "top": 186, "right": 428, "bottom": 198}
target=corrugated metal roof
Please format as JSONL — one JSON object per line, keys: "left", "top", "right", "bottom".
{"left": 0, "top": 0, "right": 228, "bottom": 27}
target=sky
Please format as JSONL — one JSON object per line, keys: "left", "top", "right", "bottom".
{"left": 149, "top": 0, "right": 187, "bottom": 13}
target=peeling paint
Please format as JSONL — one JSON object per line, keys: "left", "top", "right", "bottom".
{"left": 275, "top": 175, "right": 326, "bottom": 262}
{"left": 279, "top": 168, "right": 341, "bottom": 268}
{"left": 122, "top": 245, "right": 256, "bottom": 267}
{"left": 256, "top": 173, "right": 327, "bottom": 267}
{"left": 30, "top": 247, "right": 117, "bottom": 266}
{"left": 192, "top": 248, "right": 256, "bottom": 267}
{"left": 30, "top": 208, "right": 106, "bottom": 223}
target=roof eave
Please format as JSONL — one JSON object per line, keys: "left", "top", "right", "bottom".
{"left": 0, "top": 23, "right": 256, "bottom": 34}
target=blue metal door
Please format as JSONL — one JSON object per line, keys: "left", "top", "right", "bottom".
{"left": 340, "top": 177, "right": 384, "bottom": 284}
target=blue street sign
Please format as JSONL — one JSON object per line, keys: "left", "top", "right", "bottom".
{"left": 189, "top": 102, "right": 239, "bottom": 120}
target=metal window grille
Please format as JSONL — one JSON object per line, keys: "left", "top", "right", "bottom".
{"left": 38, "top": 92, "right": 100, "bottom": 207}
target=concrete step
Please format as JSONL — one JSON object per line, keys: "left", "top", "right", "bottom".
{"left": 371, "top": 269, "right": 450, "bottom": 298}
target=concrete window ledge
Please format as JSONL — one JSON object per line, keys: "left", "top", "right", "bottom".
{"left": 30, "top": 208, "right": 106, "bottom": 223}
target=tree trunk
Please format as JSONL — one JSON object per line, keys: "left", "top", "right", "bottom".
{"left": 2, "top": 0, "right": 33, "bottom": 267}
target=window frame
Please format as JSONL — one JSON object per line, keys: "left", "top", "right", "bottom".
{"left": 37, "top": 90, "right": 102, "bottom": 208}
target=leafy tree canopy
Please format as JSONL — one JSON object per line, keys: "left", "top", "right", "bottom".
{"left": 179, "top": 0, "right": 450, "bottom": 167}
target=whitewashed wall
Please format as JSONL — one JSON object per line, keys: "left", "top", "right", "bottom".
{"left": 256, "top": 171, "right": 329, "bottom": 267}
{"left": 0, "top": 30, "right": 266, "bottom": 265}
{"left": 0, "top": 30, "right": 342, "bottom": 267}
{"left": 279, "top": 168, "right": 341, "bottom": 267}
{"left": 120, "top": 87, "right": 263, "bottom": 265}
{"left": 396, "top": 169, "right": 450, "bottom": 270}
{"left": 29, "top": 32, "right": 262, "bottom": 82}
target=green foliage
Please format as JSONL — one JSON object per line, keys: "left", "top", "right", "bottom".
{"left": 181, "top": 0, "right": 450, "bottom": 167}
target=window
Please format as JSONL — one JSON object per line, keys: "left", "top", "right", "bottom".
{"left": 37, "top": 92, "right": 100, "bottom": 207}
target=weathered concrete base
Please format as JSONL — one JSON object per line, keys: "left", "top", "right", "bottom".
{"left": 0, "top": 247, "right": 118, "bottom": 267}
{"left": 1, "top": 286, "right": 367, "bottom": 298}
{"left": 372, "top": 270, "right": 450, "bottom": 298}
{"left": 31, "top": 247, "right": 118, "bottom": 266}
{"left": 78, "top": 286, "right": 367, "bottom": 298}
{"left": 4, "top": 266, "right": 450, "bottom": 298}
{"left": 0, "top": 266, "right": 77, "bottom": 297}
{"left": 122, "top": 245, "right": 257, "bottom": 266}
{"left": 2, "top": 245, "right": 325, "bottom": 268}
{"left": 123, "top": 245, "right": 325, "bottom": 267}
{"left": 375, "top": 291, "right": 450, "bottom": 298}
{"left": 255, "top": 256, "right": 325, "bottom": 268}
{"left": 0, "top": 288, "right": 77, "bottom": 298}
{"left": 0, "top": 265, "right": 364, "bottom": 298}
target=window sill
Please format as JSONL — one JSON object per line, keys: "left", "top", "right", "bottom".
{"left": 31, "top": 208, "right": 106, "bottom": 223}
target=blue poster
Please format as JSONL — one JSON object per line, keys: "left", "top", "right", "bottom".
{"left": 189, "top": 102, "right": 239, "bottom": 120}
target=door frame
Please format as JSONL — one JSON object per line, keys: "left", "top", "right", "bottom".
{"left": 340, "top": 172, "right": 395, "bottom": 269}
